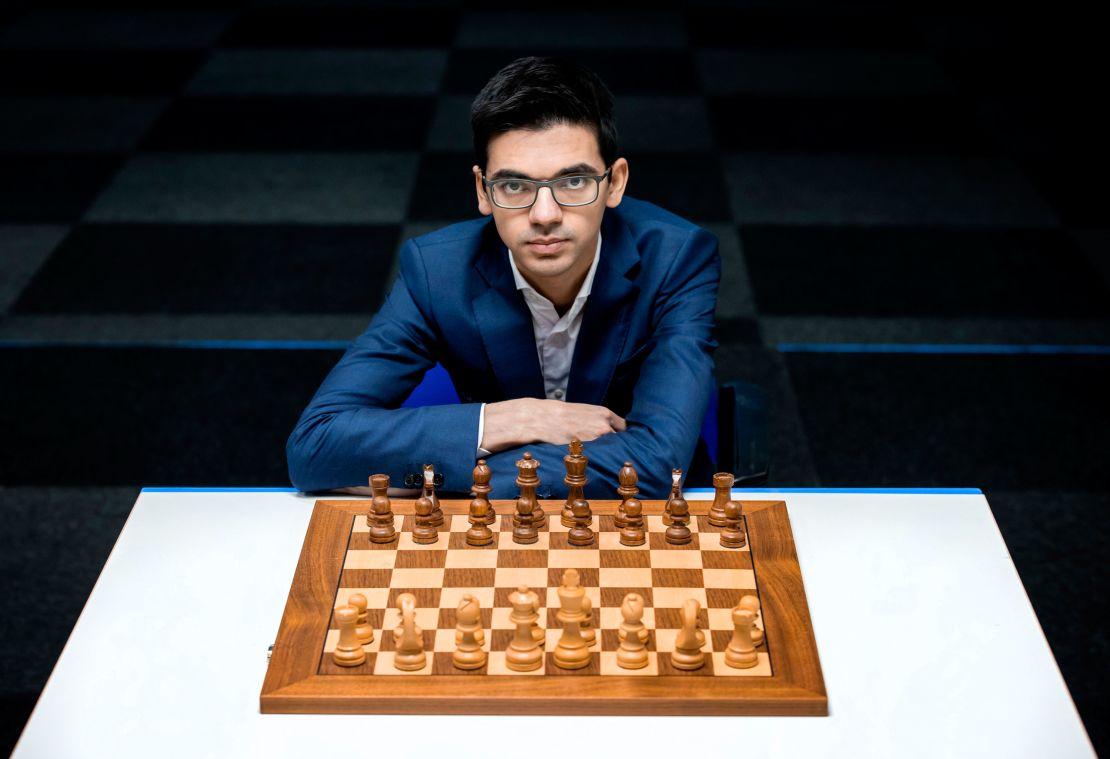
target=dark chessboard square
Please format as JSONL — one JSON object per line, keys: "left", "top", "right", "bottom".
{"left": 0, "top": 96, "right": 168, "bottom": 153}
{"left": 710, "top": 630, "right": 732, "bottom": 651}
{"left": 543, "top": 652, "right": 600, "bottom": 676}
{"left": 706, "top": 588, "right": 752, "bottom": 609}
{"left": 443, "top": 49, "right": 699, "bottom": 96}
{"left": 437, "top": 607, "right": 493, "bottom": 631}
{"left": 406, "top": 151, "right": 484, "bottom": 223}
{"left": 0, "top": 156, "right": 122, "bottom": 223}
{"left": 600, "top": 629, "right": 621, "bottom": 651}
{"left": 220, "top": 8, "right": 458, "bottom": 47}
{"left": 596, "top": 516, "right": 617, "bottom": 531}
{"left": 685, "top": 8, "right": 923, "bottom": 49}
{"left": 708, "top": 95, "right": 984, "bottom": 153}
{"left": 317, "top": 652, "right": 375, "bottom": 676}
{"left": 0, "top": 10, "right": 232, "bottom": 49}
{"left": 654, "top": 607, "right": 710, "bottom": 629}
{"left": 702, "top": 551, "right": 751, "bottom": 570}
{"left": 340, "top": 569, "right": 393, "bottom": 588}
{"left": 651, "top": 568, "right": 704, "bottom": 588}
{"left": 648, "top": 533, "right": 700, "bottom": 550}
{"left": 490, "top": 630, "right": 514, "bottom": 650}
{"left": 326, "top": 606, "right": 385, "bottom": 631}
{"left": 141, "top": 96, "right": 434, "bottom": 151}
{"left": 0, "top": 51, "right": 204, "bottom": 95}
{"left": 742, "top": 226, "right": 1110, "bottom": 318}
{"left": 393, "top": 551, "right": 446, "bottom": 569}
{"left": 786, "top": 353, "right": 1110, "bottom": 490}
{"left": 600, "top": 587, "right": 654, "bottom": 607}
{"left": 378, "top": 630, "right": 435, "bottom": 653}
{"left": 621, "top": 152, "right": 731, "bottom": 223}
{"left": 442, "top": 568, "right": 495, "bottom": 587}
{"left": 599, "top": 550, "right": 651, "bottom": 568}
{"left": 349, "top": 533, "right": 400, "bottom": 551}
{"left": 385, "top": 588, "right": 440, "bottom": 608}
{"left": 448, "top": 532, "right": 497, "bottom": 549}
{"left": 614, "top": 96, "right": 713, "bottom": 152}
{"left": 496, "top": 550, "right": 548, "bottom": 568}
{"left": 694, "top": 516, "right": 720, "bottom": 532}
{"left": 11, "top": 224, "right": 401, "bottom": 315}
{"left": 432, "top": 652, "right": 487, "bottom": 675}
{"left": 547, "top": 568, "right": 599, "bottom": 588}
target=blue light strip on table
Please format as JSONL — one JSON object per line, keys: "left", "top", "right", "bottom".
{"left": 777, "top": 343, "right": 1110, "bottom": 355}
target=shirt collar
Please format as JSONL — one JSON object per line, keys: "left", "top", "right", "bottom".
{"left": 508, "top": 233, "right": 602, "bottom": 305}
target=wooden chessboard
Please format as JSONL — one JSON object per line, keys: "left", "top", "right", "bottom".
{"left": 260, "top": 498, "right": 827, "bottom": 716}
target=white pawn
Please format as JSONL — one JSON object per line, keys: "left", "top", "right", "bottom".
{"left": 347, "top": 592, "right": 374, "bottom": 646}
{"left": 670, "top": 598, "right": 705, "bottom": 671}
{"left": 738, "top": 594, "right": 764, "bottom": 646}
{"left": 392, "top": 592, "right": 425, "bottom": 671}
{"left": 453, "top": 594, "right": 487, "bottom": 670}
{"left": 617, "top": 593, "right": 649, "bottom": 670}
{"left": 725, "top": 604, "right": 760, "bottom": 669}
{"left": 332, "top": 605, "right": 366, "bottom": 668}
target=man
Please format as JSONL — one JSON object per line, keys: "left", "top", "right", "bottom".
{"left": 287, "top": 56, "right": 719, "bottom": 499}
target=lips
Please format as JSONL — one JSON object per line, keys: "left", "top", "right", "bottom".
{"left": 527, "top": 238, "right": 567, "bottom": 254}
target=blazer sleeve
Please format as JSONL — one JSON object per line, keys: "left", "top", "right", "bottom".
{"left": 286, "top": 240, "right": 483, "bottom": 492}
{"left": 480, "top": 226, "right": 720, "bottom": 500}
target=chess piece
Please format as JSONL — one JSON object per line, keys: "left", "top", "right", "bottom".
{"left": 367, "top": 473, "right": 397, "bottom": 543}
{"left": 619, "top": 488, "right": 646, "bottom": 547}
{"left": 719, "top": 498, "right": 746, "bottom": 549}
{"left": 512, "top": 453, "right": 540, "bottom": 544}
{"left": 506, "top": 586, "right": 543, "bottom": 671}
{"left": 471, "top": 458, "right": 496, "bottom": 526}
{"left": 332, "top": 605, "right": 366, "bottom": 667}
{"left": 392, "top": 592, "right": 425, "bottom": 671}
{"left": 561, "top": 439, "right": 588, "bottom": 528}
{"left": 412, "top": 490, "right": 439, "bottom": 544}
{"left": 529, "top": 589, "right": 545, "bottom": 645}
{"left": 581, "top": 593, "right": 596, "bottom": 647}
{"left": 453, "top": 594, "right": 487, "bottom": 670}
{"left": 725, "top": 603, "right": 760, "bottom": 669}
{"left": 708, "top": 472, "right": 734, "bottom": 527}
{"left": 422, "top": 464, "right": 444, "bottom": 527}
{"left": 670, "top": 598, "right": 705, "bottom": 670}
{"left": 664, "top": 470, "right": 692, "bottom": 546}
{"left": 738, "top": 594, "right": 763, "bottom": 646}
{"left": 347, "top": 592, "right": 374, "bottom": 645}
{"left": 567, "top": 498, "right": 595, "bottom": 546}
{"left": 466, "top": 460, "right": 495, "bottom": 546}
{"left": 662, "top": 468, "right": 681, "bottom": 526}
{"left": 614, "top": 461, "right": 638, "bottom": 529}
{"left": 554, "top": 569, "right": 591, "bottom": 669}
{"left": 617, "top": 593, "right": 649, "bottom": 670}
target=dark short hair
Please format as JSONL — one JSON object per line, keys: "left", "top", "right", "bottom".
{"left": 470, "top": 56, "right": 618, "bottom": 171}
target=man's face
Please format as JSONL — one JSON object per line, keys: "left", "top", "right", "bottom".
{"left": 473, "top": 123, "right": 628, "bottom": 297}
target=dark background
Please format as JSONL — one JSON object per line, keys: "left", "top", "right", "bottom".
{"left": 1, "top": 1, "right": 1106, "bottom": 754}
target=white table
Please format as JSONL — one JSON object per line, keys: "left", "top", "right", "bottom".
{"left": 13, "top": 488, "right": 1094, "bottom": 758}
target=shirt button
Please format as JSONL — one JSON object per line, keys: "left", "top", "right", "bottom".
{"left": 553, "top": 389, "right": 564, "bottom": 399}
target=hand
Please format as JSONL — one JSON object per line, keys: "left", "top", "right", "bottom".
{"left": 480, "top": 398, "right": 627, "bottom": 453}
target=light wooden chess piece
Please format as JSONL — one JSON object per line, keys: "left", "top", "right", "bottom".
{"left": 471, "top": 458, "right": 496, "bottom": 526}
{"left": 412, "top": 490, "right": 439, "bottom": 544}
{"left": 392, "top": 592, "right": 425, "bottom": 671}
{"left": 506, "top": 585, "right": 543, "bottom": 671}
{"left": 466, "top": 459, "right": 495, "bottom": 546}
{"left": 422, "top": 464, "right": 444, "bottom": 527}
{"left": 347, "top": 592, "right": 374, "bottom": 645}
{"left": 529, "top": 589, "right": 544, "bottom": 645}
{"left": 568, "top": 498, "right": 595, "bottom": 546}
{"left": 512, "top": 453, "right": 540, "bottom": 544}
{"left": 614, "top": 461, "right": 638, "bottom": 529}
{"left": 708, "top": 472, "right": 734, "bottom": 527}
{"left": 367, "top": 473, "right": 397, "bottom": 543}
{"left": 617, "top": 593, "right": 649, "bottom": 670}
{"left": 554, "top": 569, "right": 591, "bottom": 669}
{"left": 581, "top": 593, "right": 596, "bottom": 647}
{"left": 738, "top": 594, "right": 763, "bottom": 646}
{"left": 562, "top": 438, "right": 587, "bottom": 528}
{"left": 719, "top": 498, "right": 746, "bottom": 549}
{"left": 453, "top": 594, "right": 487, "bottom": 670}
{"left": 670, "top": 598, "right": 705, "bottom": 670}
{"left": 332, "top": 605, "right": 366, "bottom": 668}
{"left": 664, "top": 469, "right": 692, "bottom": 545}
{"left": 726, "top": 602, "right": 760, "bottom": 669}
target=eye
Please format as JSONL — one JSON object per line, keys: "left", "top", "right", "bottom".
{"left": 560, "top": 176, "right": 587, "bottom": 189}
{"left": 502, "top": 181, "right": 526, "bottom": 194}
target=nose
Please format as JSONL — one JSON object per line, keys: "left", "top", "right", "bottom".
{"left": 529, "top": 186, "right": 562, "bottom": 226}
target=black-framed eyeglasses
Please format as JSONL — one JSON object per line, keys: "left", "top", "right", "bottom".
{"left": 482, "top": 168, "right": 612, "bottom": 209}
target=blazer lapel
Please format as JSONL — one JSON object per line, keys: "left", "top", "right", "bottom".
{"left": 567, "top": 212, "right": 641, "bottom": 404}
{"left": 473, "top": 234, "right": 546, "bottom": 400}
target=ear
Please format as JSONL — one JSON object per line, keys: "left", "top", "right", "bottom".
{"left": 473, "top": 165, "right": 493, "bottom": 217}
{"left": 604, "top": 157, "right": 629, "bottom": 209}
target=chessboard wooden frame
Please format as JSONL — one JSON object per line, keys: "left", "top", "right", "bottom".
{"left": 260, "top": 499, "right": 827, "bottom": 716}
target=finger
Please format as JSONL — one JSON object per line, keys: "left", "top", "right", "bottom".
{"left": 608, "top": 412, "right": 628, "bottom": 432}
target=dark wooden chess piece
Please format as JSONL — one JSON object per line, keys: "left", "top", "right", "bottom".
{"left": 567, "top": 498, "right": 595, "bottom": 546}
{"left": 708, "top": 472, "right": 734, "bottom": 527}
{"left": 664, "top": 469, "right": 692, "bottom": 545}
{"left": 719, "top": 499, "right": 747, "bottom": 549}
{"left": 562, "top": 439, "right": 587, "bottom": 528}
{"left": 367, "top": 473, "right": 397, "bottom": 544}
{"left": 423, "top": 463, "right": 444, "bottom": 527}
{"left": 412, "top": 491, "right": 439, "bottom": 544}
{"left": 466, "top": 460, "right": 495, "bottom": 546}
{"left": 614, "top": 461, "right": 638, "bottom": 529}
{"left": 471, "top": 458, "right": 496, "bottom": 526}
{"left": 512, "top": 452, "right": 540, "bottom": 544}
{"left": 619, "top": 494, "right": 646, "bottom": 547}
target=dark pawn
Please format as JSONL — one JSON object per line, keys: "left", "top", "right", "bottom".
{"left": 467, "top": 460, "right": 495, "bottom": 547}
{"left": 412, "top": 492, "right": 439, "bottom": 544}
{"left": 719, "top": 499, "right": 747, "bottom": 549}
{"left": 664, "top": 471, "right": 692, "bottom": 545}
{"left": 619, "top": 497, "right": 646, "bottom": 546}
{"left": 614, "top": 461, "right": 638, "bottom": 529}
{"left": 367, "top": 473, "right": 397, "bottom": 544}
{"left": 513, "top": 452, "right": 540, "bottom": 545}
{"left": 568, "top": 498, "right": 595, "bottom": 546}
{"left": 471, "top": 459, "right": 496, "bottom": 526}
{"left": 422, "top": 464, "right": 444, "bottom": 527}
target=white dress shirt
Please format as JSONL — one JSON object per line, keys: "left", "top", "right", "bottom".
{"left": 476, "top": 235, "right": 602, "bottom": 456}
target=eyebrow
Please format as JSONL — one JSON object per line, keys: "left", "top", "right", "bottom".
{"left": 488, "top": 163, "right": 601, "bottom": 180}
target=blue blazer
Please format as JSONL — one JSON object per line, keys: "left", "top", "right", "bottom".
{"left": 287, "top": 197, "right": 720, "bottom": 499}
